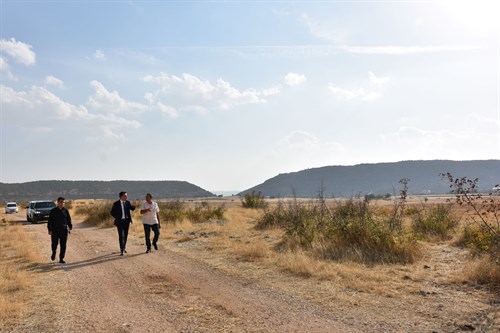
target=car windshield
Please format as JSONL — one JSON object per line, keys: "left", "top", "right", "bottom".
{"left": 7, "top": 203, "right": 16, "bottom": 207}
{"left": 34, "top": 202, "right": 56, "bottom": 209}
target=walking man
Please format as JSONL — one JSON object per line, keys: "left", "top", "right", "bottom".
{"left": 48, "top": 197, "right": 72, "bottom": 263}
{"left": 140, "top": 193, "right": 161, "bottom": 253}
{"left": 111, "top": 191, "right": 136, "bottom": 255}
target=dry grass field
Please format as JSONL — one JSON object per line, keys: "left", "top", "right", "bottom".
{"left": 1, "top": 196, "right": 499, "bottom": 332}
{"left": 0, "top": 215, "right": 42, "bottom": 327}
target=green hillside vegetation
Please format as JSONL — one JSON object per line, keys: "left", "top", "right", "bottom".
{"left": 239, "top": 160, "right": 500, "bottom": 198}
{"left": 0, "top": 180, "right": 215, "bottom": 202}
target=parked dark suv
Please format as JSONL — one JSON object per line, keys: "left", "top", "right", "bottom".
{"left": 26, "top": 200, "right": 56, "bottom": 224}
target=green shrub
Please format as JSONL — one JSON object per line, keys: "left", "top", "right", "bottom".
{"left": 158, "top": 200, "right": 186, "bottom": 223}
{"left": 463, "top": 224, "right": 500, "bottom": 259}
{"left": 441, "top": 173, "right": 500, "bottom": 259}
{"left": 364, "top": 193, "right": 391, "bottom": 201}
{"left": 241, "top": 191, "right": 267, "bottom": 209}
{"left": 257, "top": 201, "right": 287, "bottom": 229}
{"left": 259, "top": 197, "right": 420, "bottom": 264}
{"left": 186, "top": 204, "right": 225, "bottom": 223}
{"left": 410, "top": 204, "right": 458, "bottom": 240}
{"left": 159, "top": 200, "right": 225, "bottom": 224}
{"left": 75, "top": 202, "right": 114, "bottom": 227}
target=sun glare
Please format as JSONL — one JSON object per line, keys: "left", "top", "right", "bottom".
{"left": 438, "top": 0, "right": 500, "bottom": 32}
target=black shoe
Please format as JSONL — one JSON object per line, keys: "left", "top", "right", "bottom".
{"left": 51, "top": 252, "right": 56, "bottom": 261}
{"left": 146, "top": 248, "right": 151, "bottom": 253}
{"left": 120, "top": 251, "right": 124, "bottom": 256}
{"left": 59, "top": 259, "right": 65, "bottom": 264}
{"left": 123, "top": 249, "right": 127, "bottom": 253}
{"left": 153, "top": 243, "right": 158, "bottom": 250}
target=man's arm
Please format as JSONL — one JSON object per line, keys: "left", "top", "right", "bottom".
{"left": 110, "top": 201, "right": 118, "bottom": 219}
{"left": 67, "top": 209, "right": 73, "bottom": 230}
{"left": 47, "top": 209, "right": 54, "bottom": 234}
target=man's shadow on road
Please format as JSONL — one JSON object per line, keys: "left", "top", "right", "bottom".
{"left": 27, "top": 252, "right": 146, "bottom": 272}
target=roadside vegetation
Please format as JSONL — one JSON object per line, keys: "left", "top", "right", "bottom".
{"left": 159, "top": 200, "right": 225, "bottom": 224}
{"left": 241, "top": 191, "right": 268, "bottom": 209}
{"left": 75, "top": 199, "right": 226, "bottom": 227}
{"left": 441, "top": 173, "right": 500, "bottom": 284}
{"left": 256, "top": 186, "right": 421, "bottom": 265}
{"left": 0, "top": 218, "right": 40, "bottom": 327}
{"left": 74, "top": 200, "right": 114, "bottom": 227}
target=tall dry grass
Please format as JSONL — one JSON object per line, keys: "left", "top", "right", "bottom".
{"left": 258, "top": 198, "right": 421, "bottom": 264}
{"left": 0, "top": 219, "right": 41, "bottom": 325}
{"left": 74, "top": 200, "right": 114, "bottom": 227}
{"left": 462, "top": 255, "right": 500, "bottom": 285}
{"left": 162, "top": 204, "right": 398, "bottom": 292}
{"left": 161, "top": 197, "right": 500, "bottom": 290}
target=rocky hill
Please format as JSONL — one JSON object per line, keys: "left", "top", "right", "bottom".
{"left": 0, "top": 180, "right": 215, "bottom": 202}
{"left": 239, "top": 160, "right": 500, "bottom": 198}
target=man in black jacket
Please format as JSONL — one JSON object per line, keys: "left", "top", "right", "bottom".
{"left": 48, "top": 197, "right": 72, "bottom": 263}
{"left": 110, "top": 191, "right": 136, "bottom": 255}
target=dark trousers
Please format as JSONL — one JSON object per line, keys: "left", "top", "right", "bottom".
{"left": 51, "top": 230, "right": 68, "bottom": 260}
{"left": 143, "top": 224, "right": 160, "bottom": 250}
{"left": 116, "top": 220, "right": 131, "bottom": 252}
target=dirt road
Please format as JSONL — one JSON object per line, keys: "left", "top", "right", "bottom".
{"left": 7, "top": 218, "right": 360, "bottom": 333}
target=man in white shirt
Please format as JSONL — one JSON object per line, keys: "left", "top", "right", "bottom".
{"left": 140, "top": 193, "right": 161, "bottom": 253}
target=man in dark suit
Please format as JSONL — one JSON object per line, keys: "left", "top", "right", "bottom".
{"left": 48, "top": 197, "right": 72, "bottom": 263}
{"left": 110, "top": 191, "right": 136, "bottom": 255}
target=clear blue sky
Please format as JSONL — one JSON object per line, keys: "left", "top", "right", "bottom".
{"left": 1, "top": 0, "right": 499, "bottom": 192}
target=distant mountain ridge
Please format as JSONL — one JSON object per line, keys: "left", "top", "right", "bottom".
{"left": 239, "top": 160, "right": 500, "bottom": 198}
{"left": 0, "top": 180, "right": 215, "bottom": 202}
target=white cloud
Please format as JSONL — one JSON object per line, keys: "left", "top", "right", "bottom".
{"left": 338, "top": 45, "right": 479, "bottom": 55}
{"left": 368, "top": 71, "right": 390, "bottom": 86}
{"left": 144, "top": 92, "right": 179, "bottom": 118}
{"left": 299, "top": 14, "right": 347, "bottom": 43}
{"left": 262, "top": 84, "right": 282, "bottom": 96}
{"left": 87, "top": 80, "right": 148, "bottom": 114}
{"left": 156, "top": 102, "right": 179, "bottom": 118}
{"left": 329, "top": 72, "right": 389, "bottom": 101}
{"left": 0, "top": 57, "right": 9, "bottom": 71}
{"left": 0, "top": 38, "right": 36, "bottom": 65}
{"left": 379, "top": 124, "right": 498, "bottom": 161}
{"left": 0, "top": 39, "right": 35, "bottom": 80}
{"left": 285, "top": 73, "right": 307, "bottom": 87}
{"left": 197, "top": 44, "right": 478, "bottom": 59}
{"left": 1, "top": 84, "right": 140, "bottom": 142}
{"left": 274, "top": 130, "right": 346, "bottom": 171}
{"left": 143, "top": 72, "right": 269, "bottom": 116}
{"left": 45, "top": 75, "right": 65, "bottom": 89}
{"left": 0, "top": 56, "right": 16, "bottom": 80}
{"left": 328, "top": 85, "right": 380, "bottom": 101}
{"left": 279, "top": 130, "right": 321, "bottom": 148}
{"left": 94, "top": 50, "right": 106, "bottom": 60}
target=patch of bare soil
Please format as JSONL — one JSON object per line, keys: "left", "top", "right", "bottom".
{"left": 1, "top": 211, "right": 499, "bottom": 333}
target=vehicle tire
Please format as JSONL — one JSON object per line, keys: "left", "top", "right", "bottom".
{"left": 26, "top": 214, "right": 31, "bottom": 222}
